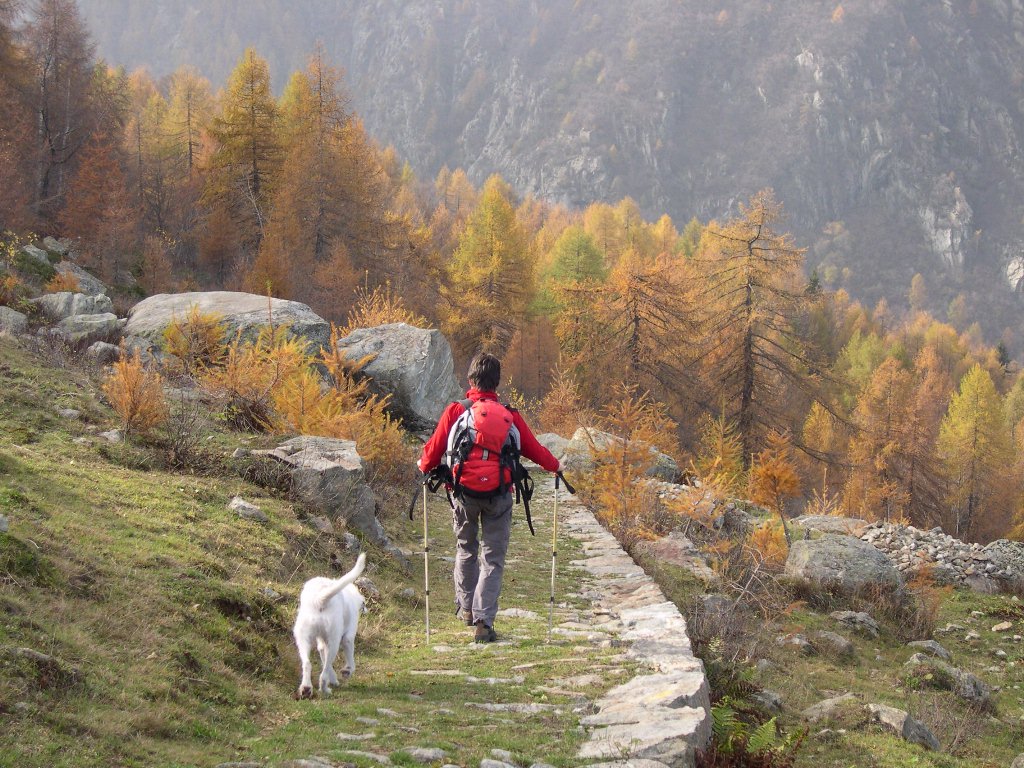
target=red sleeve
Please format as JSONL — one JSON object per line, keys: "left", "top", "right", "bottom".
{"left": 513, "top": 412, "right": 560, "bottom": 472}
{"left": 417, "top": 402, "right": 465, "bottom": 473}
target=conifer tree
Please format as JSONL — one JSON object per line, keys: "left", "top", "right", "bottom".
{"left": 937, "top": 364, "right": 1014, "bottom": 539}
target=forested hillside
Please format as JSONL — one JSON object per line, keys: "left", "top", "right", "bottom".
{"left": 75, "top": 0, "right": 1024, "bottom": 338}
{"left": 3, "top": 0, "right": 1024, "bottom": 543}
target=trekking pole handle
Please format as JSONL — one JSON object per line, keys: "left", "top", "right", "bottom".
{"left": 555, "top": 472, "right": 576, "bottom": 495}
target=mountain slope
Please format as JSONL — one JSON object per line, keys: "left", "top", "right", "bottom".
{"left": 77, "top": 0, "right": 1024, "bottom": 330}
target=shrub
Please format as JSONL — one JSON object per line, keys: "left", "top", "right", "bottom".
{"left": 747, "top": 521, "right": 789, "bottom": 569}
{"left": 0, "top": 274, "right": 28, "bottom": 309}
{"left": 102, "top": 348, "right": 168, "bottom": 437}
{"left": 44, "top": 271, "right": 80, "bottom": 294}
{"left": 162, "top": 305, "right": 228, "bottom": 378}
{"left": 342, "top": 282, "right": 427, "bottom": 334}
{"left": 537, "top": 368, "right": 587, "bottom": 436}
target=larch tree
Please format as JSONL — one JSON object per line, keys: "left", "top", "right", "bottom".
{"left": 166, "top": 66, "right": 213, "bottom": 179}
{"left": 441, "top": 174, "right": 534, "bottom": 357}
{"left": 688, "top": 189, "right": 813, "bottom": 462}
{"left": 937, "top": 364, "right": 1015, "bottom": 539}
{"left": 206, "top": 47, "right": 280, "bottom": 254}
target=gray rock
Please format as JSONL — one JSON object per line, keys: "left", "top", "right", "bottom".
{"left": 776, "top": 633, "right": 815, "bottom": 654}
{"left": 480, "top": 761, "right": 516, "bottom": 768}
{"left": 0, "top": 306, "right": 28, "bottom": 336}
{"left": 20, "top": 244, "right": 50, "bottom": 266}
{"left": 31, "top": 292, "right": 112, "bottom": 321}
{"left": 42, "top": 236, "right": 70, "bottom": 256}
{"left": 99, "top": 429, "right": 122, "bottom": 443}
{"left": 867, "top": 703, "right": 940, "bottom": 751}
{"left": 335, "top": 323, "right": 461, "bottom": 429}
{"left": 786, "top": 534, "right": 903, "bottom": 592}
{"left": 231, "top": 447, "right": 250, "bottom": 459}
{"left": 811, "top": 630, "right": 855, "bottom": 658}
{"left": 562, "top": 426, "right": 680, "bottom": 482}
{"left": 404, "top": 748, "right": 448, "bottom": 763}
{"left": 535, "top": 432, "right": 569, "bottom": 459}
{"left": 907, "top": 639, "right": 952, "bottom": 661}
{"left": 86, "top": 341, "right": 121, "bottom": 365}
{"left": 337, "top": 753, "right": 391, "bottom": 765}
{"left": 125, "top": 291, "right": 330, "bottom": 352}
{"left": 752, "top": 689, "right": 783, "bottom": 714}
{"left": 308, "top": 515, "right": 334, "bottom": 534}
{"left": 635, "top": 531, "right": 718, "bottom": 584}
{"left": 254, "top": 437, "right": 400, "bottom": 558}
{"left": 53, "top": 261, "right": 106, "bottom": 296}
{"left": 489, "top": 751, "right": 515, "bottom": 763}
{"left": 56, "top": 313, "right": 122, "bottom": 346}
{"left": 56, "top": 408, "right": 80, "bottom": 420}
{"left": 229, "top": 496, "right": 268, "bottom": 523}
{"left": 0, "top": 513, "right": 8, "bottom": 533}
{"left": 792, "top": 514, "right": 869, "bottom": 535}
{"left": 355, "top": 576, "right": 380, "bottom": 601}
{"left": 800, "top": 693, "right": 860, "bottom": 723}
{"left": 1011, "top": 754, "right": 1024, "bottom": 768}
{"left": 830, "top": 610, "right": 880, "bottom": 638}
{"left": 904, "top": 656, "right": 991, "bottom": 705}
{"left": 342, "top": 532, "right": 361, "bottom": 551}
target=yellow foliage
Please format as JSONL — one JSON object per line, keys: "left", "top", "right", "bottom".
{"left": 162, "top": 305, "right": 228, "bottom": 377}
{"left": 749, "top": 431, "right": 801, "bottom": 515}
{"left": 747, "top": 521, "right": 789, "bottom": 568}
{"left": 342, "top": 282, "right": 427, "bottom": 334}
{"left": 44, "top": 271, "right": 80, "bottom": 293}
{"left": 695, "top": 410, "right": 744, "bottom": 494}
{"left": 102, "top": 348, "right": 168, "bottom": 436}
{"left": 538, "top": 369, "right": 587, "bottom": 437}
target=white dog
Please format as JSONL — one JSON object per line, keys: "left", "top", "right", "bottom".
{"left": 293, "top": 551, "right": 366, "bottom": 698}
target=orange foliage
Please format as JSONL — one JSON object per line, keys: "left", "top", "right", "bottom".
{"left": 102, "top": 348, "right": 168, "bottom": 437}
{"left": 747, "top": 521, "right": 789, "bottom": 568}
{"left": 44, "top": 271, "right": 80, "bottom": 293}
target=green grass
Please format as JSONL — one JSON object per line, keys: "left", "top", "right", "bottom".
{"left": 0, "top": 337, "right": 620, "bottom": 767}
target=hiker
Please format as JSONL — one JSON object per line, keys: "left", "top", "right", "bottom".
{"left": 417, "top": 352, "right": 561, "bottom": 643}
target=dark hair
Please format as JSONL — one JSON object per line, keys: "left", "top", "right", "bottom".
{"left": 467, "top": 353, "right": 501, "bottom": 391}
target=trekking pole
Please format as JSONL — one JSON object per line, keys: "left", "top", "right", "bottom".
{"left": 548, "top": 473, "right": 559, "bottom": 642}
{"left": 422, "top": 476, "right": 431, "bottom": 644}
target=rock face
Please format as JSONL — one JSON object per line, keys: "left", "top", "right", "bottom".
{"left": 335, "top": 323, "right": 462, "bottom": 428}
{"left": 54, "top": 261, "right": 107, "bottom": 296}
{"left": 563, "top": 427, "right": 680, "bottom": 482}
{"left": 785, "top": 534, "right": 903, "bottom": 593}
{"left": 125, "top": 291, "right": 330, "bottom": 352}
{"left": 56, "top": 313, "right": 123, "bottom": 345}
{"left": 0, "top": 306, "right": 28, "bottom": 336}
{"left": 253, "top": 437, "right": 400, "bottom": 558}
{"left": 31, "top": 292, "right": 113, "bottom": 322}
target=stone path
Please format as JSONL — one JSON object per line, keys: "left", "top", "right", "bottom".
{"left": 545, "top": 480, "right": 711, "bottom": 767}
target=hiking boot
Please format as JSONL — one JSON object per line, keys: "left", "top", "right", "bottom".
{"left": 456, "top": 607, "right": 475, "bottom": 626}
{"left": 474, "top": 621, "right": 498, "bottom": 643}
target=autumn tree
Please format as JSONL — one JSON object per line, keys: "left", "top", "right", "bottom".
{"left": 0, "top": 0, "right": 35, "bottom": 229}
{"left": 441, "top": 175, "right": 534, "bottom": 357}
{"left": 749, "top": 430, "right": 801, "bottom": 545}
{"left": 688, "top": 189, "right": 814, "bottom": 461}
{"left": 937, "top": 365, "right": 1015, "bottom": 539}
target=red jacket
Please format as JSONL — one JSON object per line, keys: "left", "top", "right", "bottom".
{"left": 417, "top": 388, "right": 560, "bottom": 475}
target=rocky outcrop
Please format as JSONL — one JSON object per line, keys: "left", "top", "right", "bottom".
{"left": 125, "top": 291, "right": 330, "bottom": 352}
{"left": 53, "top": 262, "right": 107, "bottom": 296}
{"left": 335, "top": 323, "right": 462, "bottom": 428}
{"left": 861, "top": 522, "right": 1019, "bottom": 590}
{"left": 31, "top": 292, "right": 113, "bottom": 322}
{"left": 55, "top": 313, "right": 123, "bottom": 346}
{"left": 0, "top": 306, "right": 28, "bottom": 336}
{"left": 253, "top": 437, "right": 403, "bottom": 561}
{"left": 562, "top": 427, "right": 680, "bottom": 482}
{"left": 785, "top": 534, "right": 903, "bottom": 593}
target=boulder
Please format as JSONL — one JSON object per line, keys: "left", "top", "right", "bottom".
{"left": 811, "top": 630, "right": 855, "bottom": 658}
{"left": 906, "top": 639, "right": 952, "bottom": 661}
{"left": 535, "top": 432, "right": 569, "bottom": 460}
{"left": 791, "top": 514, "right": 869, "bottom": 536}
{"left": 31, "top": 292, "right": 113, "bottom": 321}
{"left": 562, "top": 427, "right": 680, "bottom": 482}
{"left": 335, "top": 323, "right": 461, "bottom": 429}
{"left": 785, "top": 534, "right": 903, "bottom": 593}
{"left": 56, "top": 313, "right": 123, "bottom": 346}
{"left": 830, "top": 610, "right": 880, "bottom": 638}
{"left": 800, "top": 692, "right": 859, "bottom": 723}
{"left": 0, "top": 306, "right": 28, "bottom": 336}
{"left": 253, "top": 437, "right": 403, "bottom": 561}
{"left": 866, "top": 703, "right": 940, "bottom": 750}
{"left": 42, "top": 236, "right": 71, "bottom": 256}
{"left": 53, "top": 261, "right": 107, "bottom": 296}
{"left": 86, "top": 341, "right": 121, "bottom": 365}
{"left": 229, "top": 496, "right": 268, "bottom": 523}
{"left": 20, "top": 244, "right": 50, "bottom": 266}
{"left": 125, "top": 291, "right": 330, "bottom": 352}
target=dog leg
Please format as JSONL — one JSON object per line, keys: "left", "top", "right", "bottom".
{"left": 295, "top": 634, "right": 314, "bottom": 699}
{"left": 320, "top": 636, "right": 341, "bottom": 694}
{"left": 340, "top": 632, "right": 355, "bottom": 678}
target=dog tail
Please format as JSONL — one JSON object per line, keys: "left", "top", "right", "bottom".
{"left": 314, "top": 551, "right": 366, "bottom": 611}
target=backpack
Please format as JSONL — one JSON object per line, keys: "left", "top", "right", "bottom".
{"left": 444, "top": 398, "right": 536, "bottom": 534}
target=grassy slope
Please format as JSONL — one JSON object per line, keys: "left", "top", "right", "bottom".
{"left": 639, "top": 540, "right": 1024, "bottom": 767}
{"left": 0, "top": 337, "right": 620, "bottom": 768}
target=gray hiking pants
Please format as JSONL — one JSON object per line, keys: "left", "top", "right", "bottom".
{"left": 452, "top": 491, "right": 513, "bottom": 627}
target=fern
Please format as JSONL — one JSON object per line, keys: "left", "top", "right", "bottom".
{"left": 746, "top": 718, "right": 779, "bottom": 755}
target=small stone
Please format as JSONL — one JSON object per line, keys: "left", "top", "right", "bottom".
{"left": 1011, "top": 754, "right": 1024, "bottom": 768}
{"left": 400, "top": 588, "right": 417, "bottom": 602}
{"left": 229, "top": 496, "right": 269, "bottom": 523}
{"left": 343, "top": 532, "right": 361, "bottom": 551}
{"left": 867, "top": 702, "right": 940, "bottom": 751}
{"left": 261, "top": 587, "right": 281, "bottom": 600}
{"left": 0, "top": 514, "right": 8, "bottom": 533}
{"left": 337, "top": 732, "right": 376, "bottom": 741}
{"left": 907, "top": 639, "right": 952, "bottom": 661}
{"left": 965, "top": 631, "right": 980, "bottom": 641}
{"left": 57, "top": 408, "right": 81, "bottom": 420}
{"left": 85, "top": 341, "right": 120, "bottom": 365}
{"left": 231, "top": 447, "right": 250, "bottom": 459}
{"left": 337, "top": 751, "right": 391, "bottom": 765}
{"left": 752, "top": 689, "right": 783, "bottom": 714}
{"left": 480, "top": 761, "right": 516, "bottom": 768}
{"left": 355, "top": 717, "right": 380, "bottom": 726}
{"left": 490, "top": 750, "right": 515, "bottom": 763}
{"left": 801, "top": 693, "right": 859, "bottom": 723}
{"left": 376, "top": 708, "right": 400, "bottom": 717}
{"left": 308, "top": 515, "right": 334, "bottom": 534}
{"left": 99, "top": 429, "right": 122, "bottom": 443}
{"left": 403, "top": 747, "right": 447, "bottom": 763}
{"left": 995, "top": 649, "right": 1008, "bottom": 659}
{"left": 993, "top": 621, "right": 1013, "bottom": 632}
{"left": 811, "top": 630, "right": 855, "bottom": 658}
